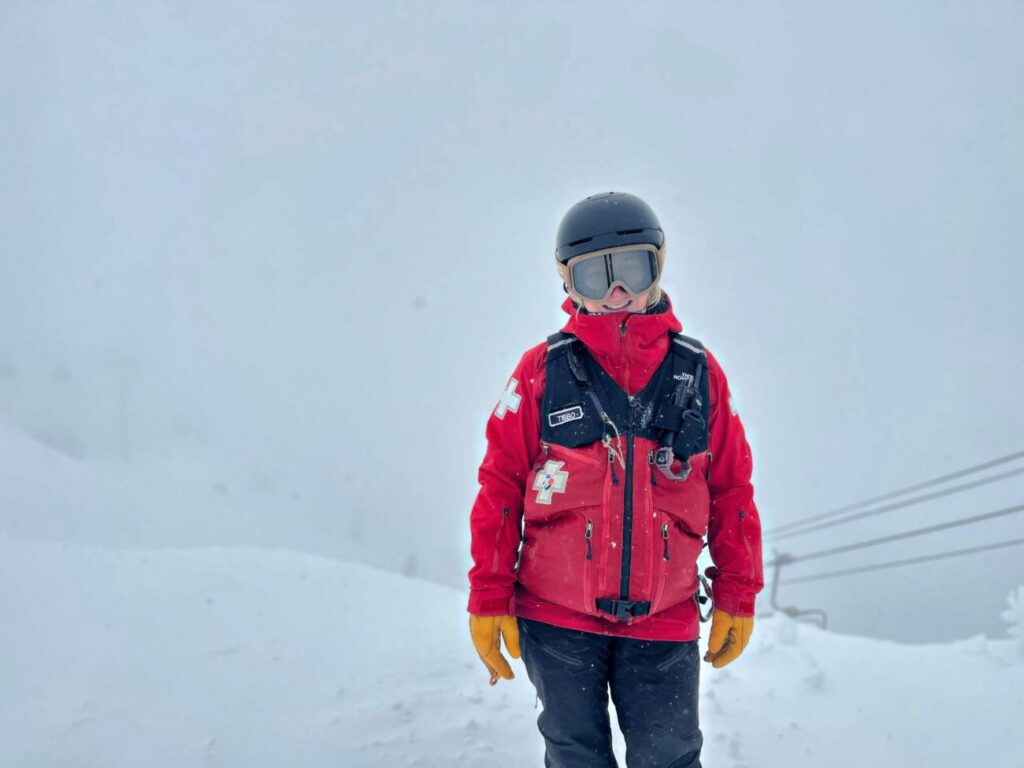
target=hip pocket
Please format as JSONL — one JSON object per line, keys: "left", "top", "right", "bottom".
{"left": 519, "top": 618, "right": 588, "bottom": 668}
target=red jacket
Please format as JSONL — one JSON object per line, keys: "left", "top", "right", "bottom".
{"left": 467, "top": 294, "right": 763, "bottom": 641}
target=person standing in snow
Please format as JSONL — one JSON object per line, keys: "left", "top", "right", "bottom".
{"left": 467, "top": 192, "right": 764, "bottom": 767}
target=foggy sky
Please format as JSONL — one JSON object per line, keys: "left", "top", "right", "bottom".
{"left": 2, "top": 1, "right": 1022, "bottom": 641}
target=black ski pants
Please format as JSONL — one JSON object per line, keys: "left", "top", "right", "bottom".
{"left": 517, "top": 617, "right": 703, "bottom": 768}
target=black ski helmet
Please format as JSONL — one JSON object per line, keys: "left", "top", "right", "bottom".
{"left": 555, "top": 191, "right": 665, "bottom": 264}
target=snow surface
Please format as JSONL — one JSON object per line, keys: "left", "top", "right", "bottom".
{"left": 3, "top": 534, "right": 1021, "bottom": 768}
{"left": 2, "top": 414, "right": 1023, "bottom": 766}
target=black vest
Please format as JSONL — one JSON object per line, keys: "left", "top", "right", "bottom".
{"left": 540, "top": 331, "right": 711, "bottom": 459}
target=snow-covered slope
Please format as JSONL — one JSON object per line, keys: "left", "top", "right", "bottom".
{"left": 0, "top": 537, "right": 536, "bottom": 767}
{"left": 0, "top": 420, "right": 421, "bottom": 580}
{"left": 2, "top": 419, "right": 1021, "bottom": 766}
{"left": 2, "top": 535, "right": 1020, "bottom": 768}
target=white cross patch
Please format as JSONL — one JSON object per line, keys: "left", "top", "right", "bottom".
{"left": 494, "top": 377, "right": 522, "bottom": 419}
{"left": 532, "top": 460, "right": 569, "bottom": 505}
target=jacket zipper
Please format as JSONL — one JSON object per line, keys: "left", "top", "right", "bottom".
{"left": 619, "top": 432, "right": 635, "bottom": 600}
{"left": 620, "top": 320, "right": 629, "bottom": 393}
{"left": 491, "top": 507, "right": 509, "bottom": 572}
{"left": 541, "top": 440, "right": 606, "bottom": 468}
{"left": 617, "top": 318, "right": 635, "bottom": 602}
{"left": 585, "top": 519, "right": 593, "bottom": 560}
{"left": 662, "top": 523, "right": 670, "bottom": 560}
{"left": 739, "top": 508, "right": 756, "bottom": 581}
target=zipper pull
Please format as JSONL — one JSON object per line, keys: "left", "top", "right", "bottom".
{"left": 648, "top": 450, "right": 658, "bottom": 486}
{"left": 662, "top": 523, "right": 670, "bottom": 560}
{"left": 533, "top": 441, "right": 551, "bottom": 470}
{"left": 609, "top": 450, "right": 619, "bottom": 485}
{"left": 585, "top": 520, "right": 593, "bottom": 560}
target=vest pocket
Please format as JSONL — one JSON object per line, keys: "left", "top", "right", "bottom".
{"left": 649, "top": 450, "right": 711, "bottom": 537}
{"left": 646, "top": 451, "right": 711, "bottom": 616}
{"left": 517, "top": 508, "right": 598, "bottom": 617}
{"left": 650, "top": 510, "right": 704, "bottom": 616}
{"left": 524, "top": 443, "right": 607, "bottom": 523}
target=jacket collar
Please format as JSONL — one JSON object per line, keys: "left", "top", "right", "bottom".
{"left": 559, "top": 292, "right": 683, "bottom": 393}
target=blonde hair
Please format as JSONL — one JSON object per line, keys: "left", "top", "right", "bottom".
{"left": 557, "top": 244, "right": 666, "bottom": 314}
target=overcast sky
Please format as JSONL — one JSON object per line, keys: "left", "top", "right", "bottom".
{"left": 2, "top": 1, "right": 1022, "bottom": 641}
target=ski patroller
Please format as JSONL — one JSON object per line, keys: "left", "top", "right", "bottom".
{"left": 468, "top": 192, "right": 763, "bottom": 766}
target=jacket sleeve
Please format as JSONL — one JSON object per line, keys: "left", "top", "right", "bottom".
{"left": 466, "top": 343, "right": 545, "bottom": 616}
{"left": 703, "top": 348, "right": 764, "bottom": 616}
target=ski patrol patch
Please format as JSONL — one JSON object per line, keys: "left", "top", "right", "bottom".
{"left": 494, "top": 377, "right": 522, "bottom": 419}
{"left": 547, "top": 405, "right": 584, "bottom": 428}
{"left": 532, "top": 460, "right": 569, "bottom": 505}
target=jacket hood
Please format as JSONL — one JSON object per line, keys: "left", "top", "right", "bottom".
{"left": 560, "top": 291, "right": 683, "bottom": 394}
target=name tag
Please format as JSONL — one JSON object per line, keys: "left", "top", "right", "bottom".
{"left": 548, "top": 405, "right": 584, "bottom": 428}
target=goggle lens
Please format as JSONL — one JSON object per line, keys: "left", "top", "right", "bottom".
{"left": 569, "top": 249, "right": 658, "bottom": 300}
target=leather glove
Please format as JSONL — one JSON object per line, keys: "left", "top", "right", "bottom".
{"left": 469, "top": 614, "right": 521, "bottom": 685}
{"left": 703, "top": 608, "right": 754, "bottom": 668}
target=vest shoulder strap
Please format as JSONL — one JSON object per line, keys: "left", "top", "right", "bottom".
{"left": 653, "top": 330, "right": 710, "bottom": 455}
{"left": 546, "top": 332, "right": 577, "bottom": 356}
{"left": 546, "top": 332, "right": 590, "bottom": 385}
{"left": 669, "top": 332, "right": 706, "bottom": 357}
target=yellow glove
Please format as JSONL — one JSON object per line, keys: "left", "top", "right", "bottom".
{"left": 469, "top": 614, "right": 521, "bottom": 685}
{"left": 703, "top": 608, "right": 754, "bottom": 669}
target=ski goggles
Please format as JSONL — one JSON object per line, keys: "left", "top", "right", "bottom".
{"left": 566, "top": 245, "right": 660, "bottom": 301}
